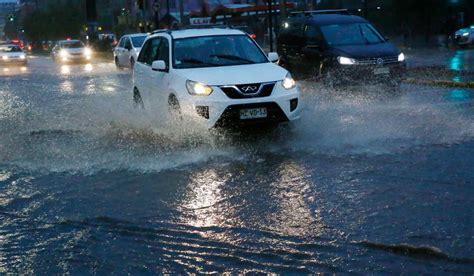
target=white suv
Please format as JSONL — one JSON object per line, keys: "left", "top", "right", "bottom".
{"left": 132, "top": 28, "right": 301, "bottom": 128}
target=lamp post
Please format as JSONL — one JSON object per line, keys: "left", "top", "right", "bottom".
{"left": 166, "top": 0, "right": 171, "bottom": 28}
{"left": 267, "top": 0, "right": 273, "bottom": 52}
{"left": 152, "top": 0, "right": 160, "bottom": 29}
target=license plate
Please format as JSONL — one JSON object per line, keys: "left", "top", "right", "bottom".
{"left": 239, "top": 107, "right": 267, "bottom": 120}
{"left": 374, "top": 67, "right": 390, "bottom": 75}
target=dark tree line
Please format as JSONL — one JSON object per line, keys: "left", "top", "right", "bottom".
{"left": 22, "top": 3, "right": 85, "bottom": 42}
{"left": 315, "top": 0, "right": 472, "bottom": 36}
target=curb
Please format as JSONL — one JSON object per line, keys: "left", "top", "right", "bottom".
{"left": 404, "top": 78, "right": 474, "bottom": 89}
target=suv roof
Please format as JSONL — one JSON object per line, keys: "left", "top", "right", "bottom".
{"left": 286, "top": 14, "right": 368, "bottom": 26}
{"left": 150, "top": 28, "right": 245, "bottom": 39}
{"left": 125, "top": 33, "right": 147, "bottom": 38}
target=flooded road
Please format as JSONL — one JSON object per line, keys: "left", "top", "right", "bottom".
{"left": 1, "top": 56, "right": 473, "bottom": 273}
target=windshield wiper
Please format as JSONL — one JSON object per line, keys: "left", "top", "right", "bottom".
{"left": 180, "top": 58, "right": 218, "bottom": 66}
{"left": 211, "top": 54, "right": 255, "bottom": 64}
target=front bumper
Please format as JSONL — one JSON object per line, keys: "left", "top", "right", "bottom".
{"left": 328, "top": 62, "right": 406, "bottom": 84}
{"left": 57, "top": 54, "right": 92, "bottom": 63}
{"left": 0, "top": 58, "right": 27, "bottom": 65}
{"left": 180, "top": 82, "right": 301, "bottom": 128}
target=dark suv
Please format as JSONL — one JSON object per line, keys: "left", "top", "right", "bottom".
{"left": 277, "top": 10, "right": 406, "bottom": 86}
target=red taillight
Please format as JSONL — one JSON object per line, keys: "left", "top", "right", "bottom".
{"left": 66, "top": 38, "right": 71, "bottom": 40}
{"left": 250, "top": 34, "right": 257, "bottom": 39}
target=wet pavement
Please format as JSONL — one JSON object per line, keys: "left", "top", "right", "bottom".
{"left": 0, "top": 55, "right": 473, "bottom": 273}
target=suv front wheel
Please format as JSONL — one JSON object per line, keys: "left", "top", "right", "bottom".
{"left": 133, "top": 87, "right": 144, "bottom": 108}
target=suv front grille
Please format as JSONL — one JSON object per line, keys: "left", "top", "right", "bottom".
{"left": 220, "top": 82, "right": 276, "bottom": 99}
{"left": 355, "top": 56, "right": 399, "bottom": 65}
{"left": 215, "top": 102, "right": 288, "bottom": 127}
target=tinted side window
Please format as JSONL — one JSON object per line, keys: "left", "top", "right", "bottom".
{"left": 156, "top": 38, "right": 169, "bottom": 67}
{"left": 279, "top": 22, "right": 304, "bottom": 45}
{"left": 305, "top": 25, "right": 324, "bottom": 45}
{"left": 124, "top": 37, "right": 132, "bottom": 48}
{"left": 145, "top": 38, "right": 162, "bottom": 65}
{"left": 137, "top": 39, "right": 153, "bottom": 63}
{"left": 118, "top": 37, "right": 126, "bottom": 47}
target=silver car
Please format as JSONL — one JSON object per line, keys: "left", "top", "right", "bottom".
{"left": 51, "top": 40, "right": 93, "bottom": 63}
{"left": 114, "top": 33, "right": 147, "bottom": 69}
{"left": 0, "top": 44, "right": 27, "bottom": 65}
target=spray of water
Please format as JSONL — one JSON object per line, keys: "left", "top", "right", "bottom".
{"left": 1, "top": 63, "right": 473, "bottom": 174}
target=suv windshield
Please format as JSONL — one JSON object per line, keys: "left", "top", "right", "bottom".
{"left": 173, "top": 35, "right": 268, "bottom": 69}
{"left": 61, "top": 41, "right": 84, "bottom": 48}
{"left": 320, "top": 23, "right": 385, "bottom": 46}
{"left": 0, "top": 45, "right": 22, "bottom": 52}
{"left": 131, "top": 36, "right": 146, "bottom": 47}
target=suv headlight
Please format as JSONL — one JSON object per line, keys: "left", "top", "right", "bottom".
{"left": 59, "top": 49, "right": 68, "bottom": 57}
{"left": 186, "top": 80, "right": 213, "bottom": 96}
{"left": 462, "top": 32, "right": 470, "bottom": 37}
{"left": 281, "top": 72, "right": 296, "bottom": 90}
{"left": 337, "top": 56, "right": 356, "bottom": 65}
{"left": 398, "top": 53, "right": 405, "bottom": 62}
{"left": 84, "top": 47, "right": 92, "bottom": 56}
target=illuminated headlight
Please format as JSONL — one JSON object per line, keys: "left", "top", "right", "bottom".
{"left": 462, "top": 32, "right": 470, "bottom": 37}
{"left": 2, "top": 56, "right": 8, "bottom": 60}
{"left": 83, "top": 47, "right": 92, "bottom": 56}
{"left": 59, "top": 49, "right": 68, "bottom": 57}
{"left": 186, "top": 80, "right": 213, "bottom": 96}
{"left": 398, "top": 53, "right": 405, "bottom": 62}
{"left": 281, "top": 72, "right": 296, "bottom": 90}
{"left": 20, "top": 54, "right": 26, "bottom": 60}
{"left": 337, "top": 56, "right": 356, "bottom": 65}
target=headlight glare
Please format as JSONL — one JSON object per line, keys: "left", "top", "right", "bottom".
{"left": 2, "top": 55, "right": 8, "bottom": 60}
{"left": 337, "top": 56, "right": 356, "bottom": 65}
{"left": 20, "top": 54, "right": 26, "bottom": 60}
{"left": 59, "top": 49, "right": 68, "bottom": 57}
{"left": 398, "top": 53, "right": 405, "bottom": 62}
{"left": 186, "top": 80, "right": 213, "bottom": 96}
{"left": 84, "top": 47, "right": 92, "bottom": 56}
{"left": 281, "top": 72, "right": 296, "bottom": 90}
{"left": 462, "top": 32, "right": 469, "bottom": 37}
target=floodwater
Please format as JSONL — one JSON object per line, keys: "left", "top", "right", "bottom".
{"left": 0, "top": 56, "right": 473, "bottom": 273}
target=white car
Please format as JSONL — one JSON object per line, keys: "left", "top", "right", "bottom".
{"left": 0, "top": 44, "right": 27, "bottom": 65}
{"left": 132, "top": 28, "right": 301, "bottom": 128}
{"left": 114, "top": 33, "right": 147, "bottom": 69}
{"left": 52, "top": 40, "right": 92, "bottom": 63}
{"left": 454, "top": 26, "right": 474, "bottom": 48}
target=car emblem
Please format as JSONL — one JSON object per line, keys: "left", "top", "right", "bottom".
{"left": 376, "top": 58, "right": 384, "bottom": 66}
{"left": 240, "top": 85, "right": 259, "bottom": 93}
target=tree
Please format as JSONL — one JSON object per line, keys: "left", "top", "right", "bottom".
{"left": 23, "top": 2, "right": 85, "bottom": 42}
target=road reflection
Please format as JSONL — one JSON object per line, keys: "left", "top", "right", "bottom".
{"left": 446, "top": 89, "right": 472, "bottom": 102}
{"left": 449, "top": 49, "right": 474, "bottom": 72}
{"left": 0, "top": 66, "right": 28, "bottom": 76}
{"left": 266, "top": 160, "right": 324, "bottom": 237}
{"left": 177, "top": 158, "right": 325, "bottom": 240}
{"left": 179, "top": 168, "right": 233, "bottom": 229}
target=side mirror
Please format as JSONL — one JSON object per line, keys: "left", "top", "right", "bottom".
{"left": 152, "top": 60, "right": 167, "bottom": 72}
{"left": 268, "top": 52, "right": 279, "bottom": 63}
{"left": 125, "top": 43, "right": 132, "bottom": 50}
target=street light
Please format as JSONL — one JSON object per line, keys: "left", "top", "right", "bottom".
{"left": 267, "top": 0, "right": 273, "bottom": 52}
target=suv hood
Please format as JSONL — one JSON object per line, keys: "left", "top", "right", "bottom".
{"left": 175, "top": 63, "right": 288, "bottom": 86}
{"left": 330, "top": 42, "right": 400, "bottom": 58}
